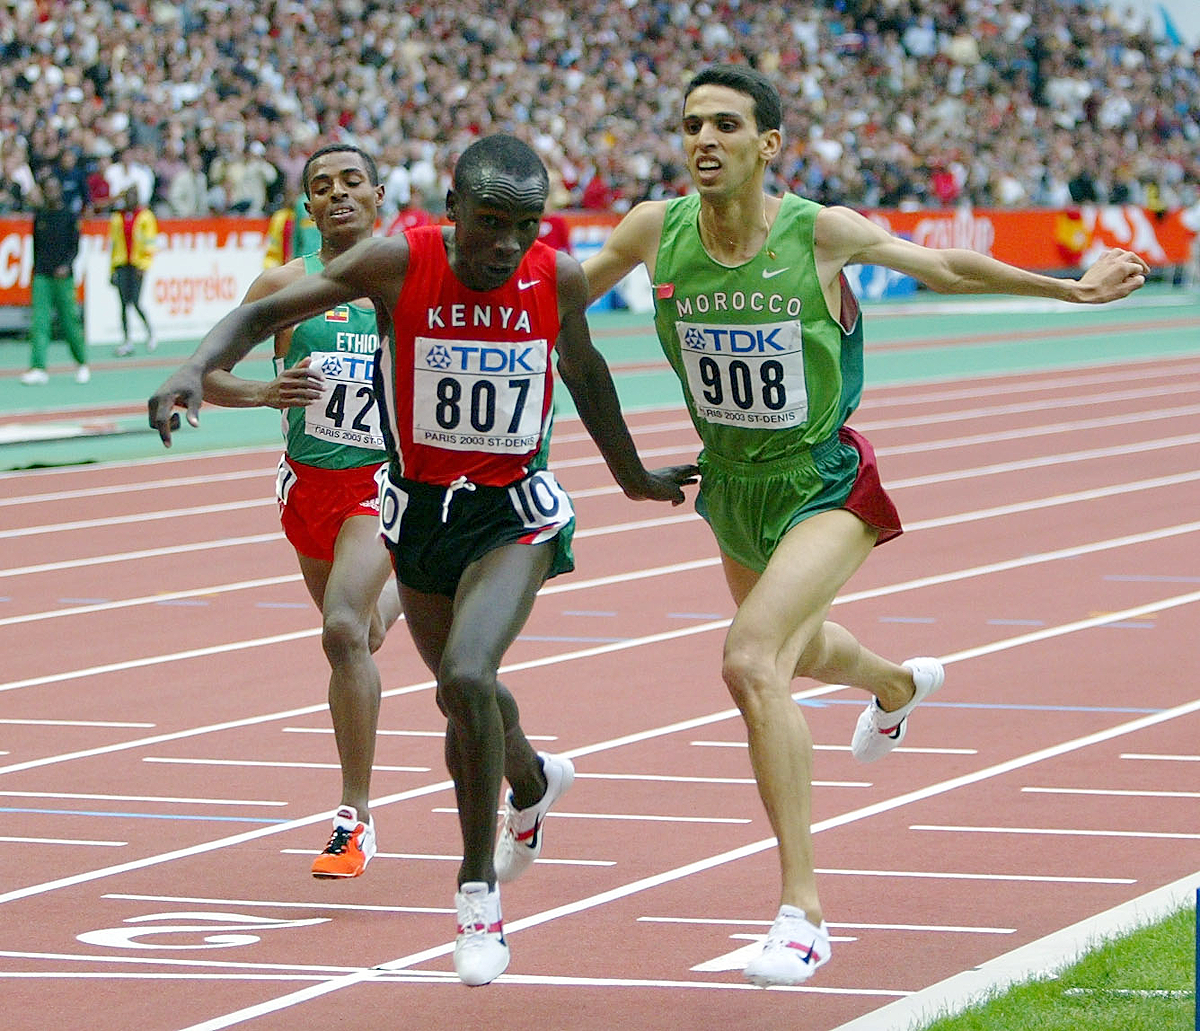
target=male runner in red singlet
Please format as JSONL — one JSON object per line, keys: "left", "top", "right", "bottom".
{"left": 149, "top": 134, "right": 697, "bottom": 987}
{"left": 200, "top": 144, "right": 401, "bottom": 881}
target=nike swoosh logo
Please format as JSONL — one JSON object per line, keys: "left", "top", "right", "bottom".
{"left": 762, "top": 267, "right": 790, "bottom": 279}
{"left": 518, "top": 278, "right": 541, "bottom": 290}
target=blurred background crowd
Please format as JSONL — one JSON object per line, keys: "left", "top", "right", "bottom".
{"left": 2, "top": 0, "right": 1198, "bottom": 224}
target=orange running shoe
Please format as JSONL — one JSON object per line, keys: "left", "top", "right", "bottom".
{"left": 311, "top": 806, "right": 376, "bottom": 878}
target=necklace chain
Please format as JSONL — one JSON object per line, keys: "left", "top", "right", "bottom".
{"left": 700, "top": 201, "right": 770, "bottom": 256}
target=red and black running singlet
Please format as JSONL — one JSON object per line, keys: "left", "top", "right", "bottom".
{"left": 377, "top": 227, "right": 561, "bottom": 487}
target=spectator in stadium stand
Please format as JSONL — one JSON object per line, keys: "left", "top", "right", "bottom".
{"left": 0, "top": 140, "right": 35, "bottom": 214}
{"left": 384, "top": 204, "right": 437, "bottom": 237}
{"left": 19, "top": 172, "right": 90, "bottom": 387}
{"left": 1068, "top": 165, "right": 1101, "bottom": 204}
{"left": 165, "top": 143, "right": 211, "bottom": 218}
{"left": 264, "top": 189, "right": 322, "bottom": 268}
{"left": 54, "top": 147, "right": 90, "bottom": 216}
{"left": 3, "top": 1, "right": 1199, "bottom": 220}
{"left": 109, "top": 184, "right": 158, "bottom": 357}
{"left": 84, "top": 153, "right": 113, "bottom": 215}
{"left": 105, "top": 148, "right": 155, "bottom": 209}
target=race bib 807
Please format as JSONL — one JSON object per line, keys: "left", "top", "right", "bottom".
{"left": 412, "top": 336, "right": 548, "bottom": 453}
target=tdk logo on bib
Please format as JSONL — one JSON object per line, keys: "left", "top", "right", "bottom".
{"left": 319, "top": 353, "right": 375, "bottom": 379}
{"left": 681, "top": 324, "right": 794, "bottom": 353}
{"left": 418, "top": 338, "right": 547, "bottom": 375}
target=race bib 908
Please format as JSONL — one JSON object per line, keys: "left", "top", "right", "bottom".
{"left": 675, "top": 319, "right": 807, "bottom": 428}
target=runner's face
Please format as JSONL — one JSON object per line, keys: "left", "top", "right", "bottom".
{"left": 305, "top": 153, "right": 381, "bottom": 243}
{"left": 449, "top": 177, "right": 546, "bottom": 291}
{"left": 682, "top": 84, "right": 774, "bottom": 197}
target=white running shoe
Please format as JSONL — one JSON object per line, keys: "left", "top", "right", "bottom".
{"left": 850, "top": 657, "right": 945, "bottom": 763}
{"left": 75, "top": 365, "right": 91, "bottom": 384}
{"left": 454, "top": 881, "right": 509, "bottom": 986}
{"left": 494, "top": 752, "right": 574, "bottom": 883}
{"left": 146, "top": 334, "right": 158, "bottom": 352}
{"left": 743, "top": 905, "right": 831, "bottom": 987}
{"left": 19, "top": 368, "right": 49, "bottom": 385}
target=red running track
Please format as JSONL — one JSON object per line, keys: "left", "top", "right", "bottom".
{"left": 2, "top": 353, "right": 1199, "bottom": 1030}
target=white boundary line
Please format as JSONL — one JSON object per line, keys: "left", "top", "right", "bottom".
{"left": 827, "top": 869, "right": 1200, "bottom": 1031}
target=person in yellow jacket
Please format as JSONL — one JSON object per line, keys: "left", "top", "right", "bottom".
{"left": 263, "top": 191, "right": 321, "bottom": 268}
{"left": 110, "top": 185, "right": 158, "bottom": 356}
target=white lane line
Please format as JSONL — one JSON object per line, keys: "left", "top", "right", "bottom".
{"left": 0, "top": 534, "right": 281, "bottom": 580}
{"left": 637, "top": 916, "right": 1016, "bottom": 934}
{"left": 1121, "top": 752, "right": 1200, "bottom": 762}
{"left": 104, "top": 894, "right": 452, "bottom": 914}
{"left": 1023, "top": 786, "right": 1200, "bottom": 799}
{"left": 0, "top": 791, "right": 285, "bottom": 807}
{"left": 0, "top": 498, "right": 275, "bottom": 540}
{"left": 863, "top": 387, "right": 1200, "bottom": 432}
{"left": 0, "top": 836, "right": 126, "bottom": 847}
{"left": 281, "top": 726, "right": 557, "bottom": 742}
{"left": 0, "top": 468, "right": 275, "bottom": 508}
{"left": 911, "top": 824, "right": 1200, "bottom": 840}
{"left": 0, "top": 948, "right": 360, "bottom": 972}
{"left": 141, "top": 758, "right": 430, "bottom": 773}
{"left": 885, "top": 432, "right": 1200, "bottom": 487}
{"left": 278, "top": 850, "right": 614, "bottom": 869}
{"left": 691, "top": 740, "right": 978, "bottom": 756}
{"left": 430, "top": 807, "right": 749, "bottom": 825}
{"left": 814, "top": 867, "right": 1133, "bottom": 884}
{"left": 0, "top": 576, "right": 302, "bottom": 627}
{"left": 0, "top": 973, "right": 335, "bottom": 981}
{"left": 572, "top": 772, "right": 872, "bottom": 788}
{"left": 0, "top": 719, "right": 155, "bottom": 728}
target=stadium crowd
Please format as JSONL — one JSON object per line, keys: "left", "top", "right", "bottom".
{"left": 1, "top": 0, "right": 1198, "bottom": 220}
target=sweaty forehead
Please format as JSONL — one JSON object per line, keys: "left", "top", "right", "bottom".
{"left": 462, "top": 167, "right": 546, "bottom": 212}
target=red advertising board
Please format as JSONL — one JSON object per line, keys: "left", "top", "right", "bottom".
{"left": 1, "top": 207, "right": 1193, "bottom": 310}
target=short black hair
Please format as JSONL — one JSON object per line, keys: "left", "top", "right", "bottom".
{"left": 301, "top": 144, "right": 379, "bottom": 197}
{"left": 453, "top": 134, "right": 548, "bottom": 198}
{"left": 685, "top": 65, "right": 782, "bottom": 133}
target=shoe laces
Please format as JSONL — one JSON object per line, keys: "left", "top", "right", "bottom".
{"left": 457, "top": 894, "right": 495, "bottom": 937}
{"left": 321, "top": 825, "right": 356, "bottom": 856}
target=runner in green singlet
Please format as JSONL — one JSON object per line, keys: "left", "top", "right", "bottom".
{"left": 583, "top": 64, "right": 1150, "bottom": 988}
{"left": 202, "top": 144, "right": 401, "bottom": 880}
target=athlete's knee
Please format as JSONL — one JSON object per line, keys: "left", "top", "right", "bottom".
{"left": 320, "top": 605, "right": 371, "bottom": 664}
{"left": 436, "top": 661, "right": 496, "bottom": 729}
{"left": 721, "top": 640, "right": 778, "bottom": 717}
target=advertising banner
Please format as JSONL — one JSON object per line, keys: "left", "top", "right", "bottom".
{"left": 0, "top": 206, "right": 1194, "bottom": 333}
{"left": 0, "top": 216, "right": 269, "bottom": 343}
